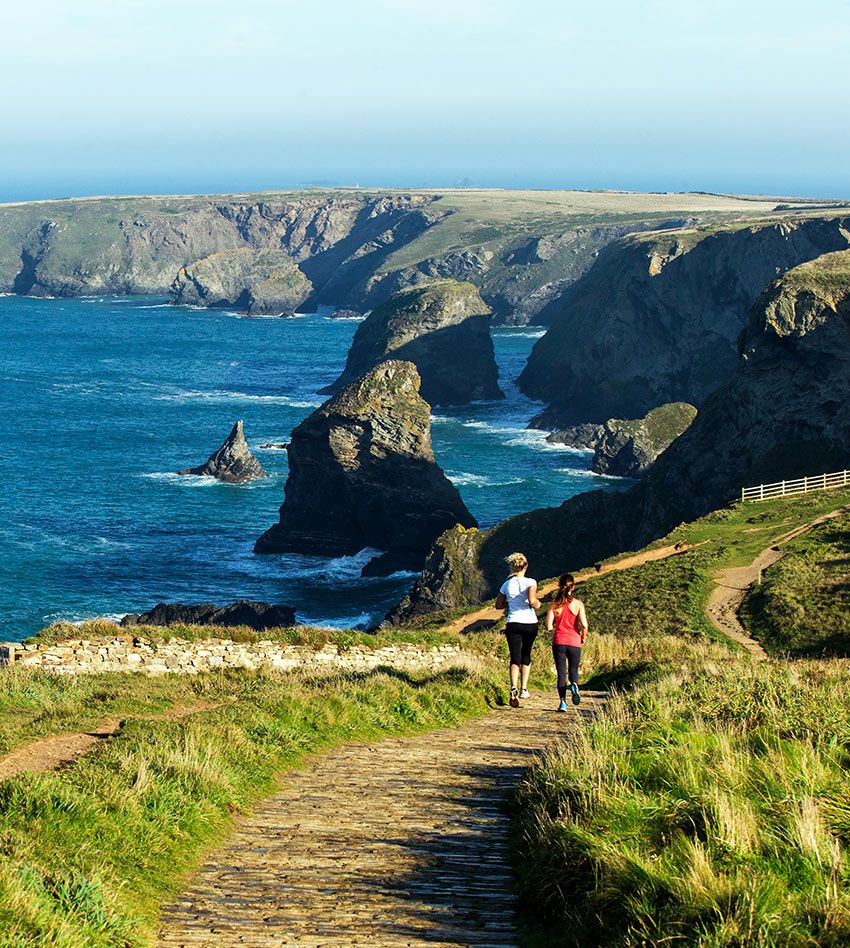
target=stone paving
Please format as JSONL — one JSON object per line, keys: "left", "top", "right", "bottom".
{"left": 158, "top": 690, "right": 600, "bottom": 947}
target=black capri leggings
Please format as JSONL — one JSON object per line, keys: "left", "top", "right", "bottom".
{"left": 505, "top": 622, "right": 539, "bottom": 666}
{"left": 553, "top": 644, "right": 582, "bottom": 700}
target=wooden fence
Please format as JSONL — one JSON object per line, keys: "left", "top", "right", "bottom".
{"left": 741, "top": 469, "right": 850, "bottom": 503}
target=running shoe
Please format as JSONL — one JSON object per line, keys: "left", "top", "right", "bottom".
{"left": 570, "top": 682, "right": 581, "bottom": 705}
{"left": 509, "top": 687, "right": 520, "bottom": 708}
{"left": 519, "top": 689, "right": 531, "bottom": 699}
{"left": 557, "top": 701, "right": 568, "bottom": 712}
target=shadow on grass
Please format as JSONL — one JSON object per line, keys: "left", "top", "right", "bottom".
{"left": 583, "top": 660, "right": 657, "bottom": 692}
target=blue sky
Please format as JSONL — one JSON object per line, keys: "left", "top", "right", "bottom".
{"left": 2, "top": 0, "right": 847, "bottom": 200}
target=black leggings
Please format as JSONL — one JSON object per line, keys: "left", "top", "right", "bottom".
{"left": 553, "top": 644, "right": 581, "bottom": 700}
{"left": 505, "top": 622, "right": 538, "bottom": 666}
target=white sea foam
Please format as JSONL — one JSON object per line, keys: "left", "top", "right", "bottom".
{"left": 555, "top": 467, "right": 631, "bottom": 481}
{"left": 495, "top": 329, "right": 546, "bottom": 338}
{"left": 140, "top": 472, "right": 220, "bottom": 487}
{"left": 153, "top": 389, "right": 321, "bottom": 408}
{"left": 448, "top": 471, "right": 524, "bottom": 488}
{"left": 299, "top": 611, "right": 376, "bottom": 630}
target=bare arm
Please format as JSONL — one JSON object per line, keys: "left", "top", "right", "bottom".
{"left": 546, "top": 605, "right": 556, "bottom": 632}
{"left": 495, "top": 591, "right": 507, "bottom": 610}
{"left": 527, "top": 581, "right": 541, "bottom": 610}
{"left": 577, "top": 601, "right": 588, "bottom": 642}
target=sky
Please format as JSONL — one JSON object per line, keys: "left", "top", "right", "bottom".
{"left": 1, "top": 0, "right": 848, "bottom": 201}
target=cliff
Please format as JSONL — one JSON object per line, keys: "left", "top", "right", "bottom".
{"left": 254, "top": 361, "right": 476, "bottom": 574}
{"left": 321, "top": 280, "right": 502, "bottom": 405}
{"left": 171, "top": 249, "right": 312, "bottom": 314}
{"left": 520, "top": 216, "right": 850, "bottom": 425}
{"left": 0, "top": 189, "right": 816, "bottom": 324}
{"left": 390, "top": 250, "right": 850, "bottom": 621}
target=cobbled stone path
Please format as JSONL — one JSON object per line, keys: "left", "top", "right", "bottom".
{"left": 158, "top": 690, "right": 601, "bottom": 947}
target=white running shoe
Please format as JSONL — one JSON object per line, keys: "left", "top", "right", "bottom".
{"left": 519, "top": 689, "right": 531, "bottom": 699}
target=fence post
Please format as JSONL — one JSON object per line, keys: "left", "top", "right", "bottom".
{"left": 782, "top": 480, "right": 786, "bottom": 496}
{"left": 823, "top": 473, "right": 828, "bottom": 490}
{"left": 804, "top": 475, "right": 808, "bottom": 494}
{"left": 760, "top": 483, "right": 764, "bottom": 501}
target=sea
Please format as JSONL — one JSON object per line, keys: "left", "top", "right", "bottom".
{"left": 0, "top": 295, "right": 630, "bottom": 641}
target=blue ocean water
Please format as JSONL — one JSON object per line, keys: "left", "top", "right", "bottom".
{"left": 0, "top": 296, "right": 628, "bottom": 640}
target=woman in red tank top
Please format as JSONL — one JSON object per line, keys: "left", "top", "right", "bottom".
{"left": 546, "top": 574, "right": 588, "bottom": 710}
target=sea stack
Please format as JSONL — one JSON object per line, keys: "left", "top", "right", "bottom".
{"left": 320, "top": 280, "right": 503, "bottom": 405}
{"left": 254, "top": 360, "right": 476, "bottom": 574}
{"left": 178, "top": 420, "right": 266, "bottom": 482}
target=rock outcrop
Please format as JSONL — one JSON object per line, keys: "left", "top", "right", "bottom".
{"left": 121, "top": 600, "right": 296, "bottom": 630}
{"left": 178, "top": 420, "right": 266, "bottom": 482}
{"left": 171, "top": 248, "right": 312, "bottom": 314}
{"left": 520, "top": 216, "right": 850, "bottom": 425}
{"left": 546, "top": 403, "right": 697, "bottom": 476}
{"left": 321, "top": 281, "right": 502, "bottom": 405}
{"left": 389, "top": 250, "right": 850, "bottom": 621}
{"left": 254, "top": 361, "right": 476, "bottom": 573}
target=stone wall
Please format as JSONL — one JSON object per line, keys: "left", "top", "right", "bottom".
{"left": 0, "top": 638, "right": 473, "bottom": 677}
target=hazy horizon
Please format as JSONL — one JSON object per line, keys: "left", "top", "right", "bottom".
{"left": 2, "top": 0, "right": 848, "bottom": 203}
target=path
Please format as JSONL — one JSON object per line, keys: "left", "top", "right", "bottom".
{"left": 705, "top": 506, "right": 850, "bottom": 660}
{"left": 158, "top": 692, "right": 601, "bottom": 947}
{"left": 0, "top": 701, "right": 222, "bottom": 781}
{"left": 443, "top": 541, "right": 698, "bottom": 635}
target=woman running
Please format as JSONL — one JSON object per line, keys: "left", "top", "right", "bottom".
{"left": 495, "top": 552, "right": 540, "bottom": 708}
{"left": 546, "top": 573, "right": 588, "bottom": 711}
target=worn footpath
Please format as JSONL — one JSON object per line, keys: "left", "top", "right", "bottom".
{"left": 158, "top": 693, "right": 600, "bottom": 947}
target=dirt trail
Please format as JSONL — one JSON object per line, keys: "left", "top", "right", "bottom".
{"left": 705, "top": 506, "right": 850, "bottom": 660}
{"left": 441, "top": 540, "right": 699, "bottom": 635}
{"left": 0, "top": 700, "right": 223, "bottom": 781}
{"left": 158, "top": 691, "right": 600, "bottom": 948}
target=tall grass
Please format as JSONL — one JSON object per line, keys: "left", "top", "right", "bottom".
{"left": 513, "top": 645, "right": 850, "bottom": 946}
{"left": 0, "top": 662, "right": 501, "bottom": 946}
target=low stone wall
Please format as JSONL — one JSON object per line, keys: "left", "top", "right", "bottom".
{"left": 0, "top": 638, "right": 472, "bottom": 677}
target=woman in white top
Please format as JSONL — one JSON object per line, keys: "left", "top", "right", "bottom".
{"left": 494, "top": 552, "right": 540, "bottom": 707}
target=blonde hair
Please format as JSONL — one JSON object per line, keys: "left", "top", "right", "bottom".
{"left": 505, "top": 552, "right": 528, "bottom": 574}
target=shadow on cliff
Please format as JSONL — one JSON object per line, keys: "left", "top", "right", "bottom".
{"left": 298, "top": 201, "right": 440, "bottom": 309}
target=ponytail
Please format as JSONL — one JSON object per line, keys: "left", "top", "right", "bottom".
{"left": 554, "top": 573, "right": 575, "bottom": 607}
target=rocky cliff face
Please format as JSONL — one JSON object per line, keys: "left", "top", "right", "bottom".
{"left": 322, "top": 281, "right": 502, "bottom": 405}
{"left": 254, "top": 361, "right": 476, "bottom": 574}
{"left": 520, "top": 216, "right": 850, "bottom": 425}
{"left": 1, "top": 191, "right": 799, "bottom": 324}
{"left": 178, "top": 420, "right": 266, "bottom": 482}
{"left": 171, "top": 249, "right": 312, "bottom": 314}
{"left": 390, "top": 250, "right": 850, "bottom": 621}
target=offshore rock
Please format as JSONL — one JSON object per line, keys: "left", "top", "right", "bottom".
{"left": 390, "top": 249, "right": 850, "bottom": 619}
{"left": 545, "top": 423, "right": 605, "bottom": 450}
{"left": 121, "top": 600, "right": 296, "bottom": 630}
{"left": 178, "top": 420, "right": 266, "bottom": 482}
{"left": 321, "top": 281, "right": 502, "bottom": 405}
{"left": 171, "top": 248, "right": 312, "bottom": 314}
{"left": 520, "top": 216, "right": 850, "bottom": 425}
{"left": 254, "top": 361, "right": 476, "bottom": 572}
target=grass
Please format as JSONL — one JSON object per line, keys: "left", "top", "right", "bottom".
{"left": 741, "top": 511, "right": 850, "bottom": 657}
{"left": 512, "top": 641, "right": 850, "bottom": 947}
{"left": 0, "top": 660, "right": 502, "bottom": 946}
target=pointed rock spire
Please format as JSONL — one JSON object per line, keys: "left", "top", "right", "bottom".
{"left": 178, "top": 420, "right": 266, "bottom": 482}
